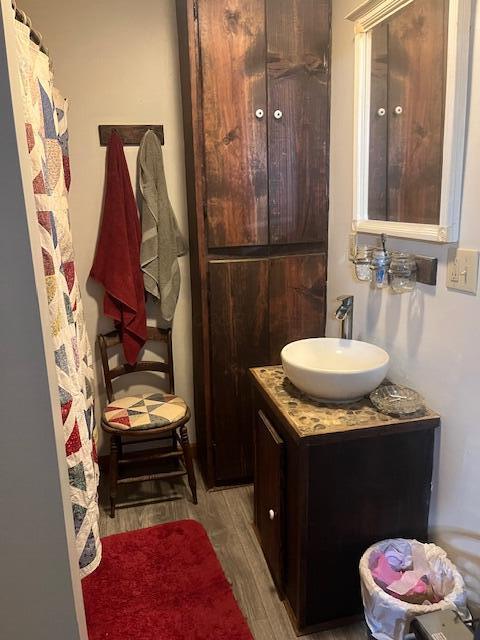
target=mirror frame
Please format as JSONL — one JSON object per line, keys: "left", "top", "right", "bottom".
{"left": 346, "top": 0, "right": 472, "bottom": 243}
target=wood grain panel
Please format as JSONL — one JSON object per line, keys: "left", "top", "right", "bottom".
{"left": 209, "top": 259, "right": 269, "bottom": 483}
{"left": 254, "top": 411, "right": 285, "bottom": 593}
{"left": 178, "top": 1, "right": 331, "bottom": 488}
{"left": 266, "top": 0, "right": 331, "bottom": 245}
{"left": 177, "top": 0, "right": 214, "bottom": 485}
{"left": 368, "top": 23, "right": 388, "bottom": 220}
{"left": 387, "top": 0, "right": 448, "bottom": 224}
{"left": 305, "top": 429, "right": 434, "bottom": 627}
{"left": 98, "top": 125, "right": 164, "bottom": 146}
{"left": 268, "top": 254, "right": 326, "bottom": 363}
{"left": 199, "top": 0, "right": 268, "bottom": 248}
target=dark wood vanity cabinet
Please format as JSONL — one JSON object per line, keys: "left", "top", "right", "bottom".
{"left": 251, "top": 367, "right": 440, "bottom": 635}
{"left": 177, "top": 0, "right": 331, "bottom": 486}
{"left": 254, "top": 410, "right": 285, "bottom": 592}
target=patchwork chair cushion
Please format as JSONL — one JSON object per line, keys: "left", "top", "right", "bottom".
{"left": 103, "top": 392, "right": 187, "bottom": 431}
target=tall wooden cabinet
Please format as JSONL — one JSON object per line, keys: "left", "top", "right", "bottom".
{"left": 177, "top": 0, "right": 331, "bottom": 486}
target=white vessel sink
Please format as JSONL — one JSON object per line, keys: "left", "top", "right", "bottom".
{"left": 281, "top": 338, "right": 389, "bottom": 402}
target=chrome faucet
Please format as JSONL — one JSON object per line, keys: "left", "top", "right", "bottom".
{"left": 335, "top": 295, "right": 354, "bottom": 340}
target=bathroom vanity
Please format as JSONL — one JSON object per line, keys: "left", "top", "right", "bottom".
{"left": 250, "top": 366, "right": 440, "bottom": 635}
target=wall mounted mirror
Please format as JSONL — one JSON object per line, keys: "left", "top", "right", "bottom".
{"left": 347, "top": 0, "right": 472, "bottom": 242}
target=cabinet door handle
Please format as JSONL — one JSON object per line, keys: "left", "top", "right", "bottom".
{"left": 273, "top": 109, "right": 283, "bottom": 120}
{"left": 377, "top": 107, "right": 386, "bottom": 117}
{"left": 255, "top": 108, "right": 264, "bottom": 119}
{"left": 269, "top": 509, "right": 275, "bottom": 520}
{"left": 394, "top": 105, "right": 403, "bottom": 115}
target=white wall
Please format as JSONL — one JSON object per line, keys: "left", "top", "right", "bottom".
{"left": 329, "top": 0, "right": 480, "bottom": 612}
{"left": 21, "top": 0, "right": 194, "bottom": 450}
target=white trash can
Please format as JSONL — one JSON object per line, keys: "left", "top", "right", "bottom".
{"left": 359, "top": 539, "right": 470, "bottom": 640}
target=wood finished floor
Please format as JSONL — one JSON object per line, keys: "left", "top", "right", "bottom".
{"left": 98, "top": 466, "right": 367, "bottom": 640}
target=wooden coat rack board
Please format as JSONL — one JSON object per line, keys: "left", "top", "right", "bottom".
{"left": 98, "top": 125, "right": 164, "bottom": 146}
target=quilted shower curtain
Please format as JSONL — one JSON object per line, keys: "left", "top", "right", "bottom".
{"left": 15, "top": 20, "right": 101, "bottom": 577}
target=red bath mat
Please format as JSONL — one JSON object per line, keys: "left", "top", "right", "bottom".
{"left": 82, "top": 520, "right": 253, "bottom": 640}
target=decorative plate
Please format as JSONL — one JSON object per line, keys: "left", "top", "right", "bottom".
{"left": 370, "top": 384, "right": 425, "bottom": 417}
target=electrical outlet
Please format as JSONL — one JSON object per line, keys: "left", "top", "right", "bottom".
{"left": 446, "top": 248, "right": 479, "bottom": 294}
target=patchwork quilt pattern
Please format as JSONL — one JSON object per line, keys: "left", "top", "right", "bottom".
{"left": 104, "top": 392, "right": 187, "bottom": 431}
{"left": 15, "top": 21, "right": 101, "bottom": 577}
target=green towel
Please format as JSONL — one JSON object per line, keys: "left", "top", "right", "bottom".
{"left": 139, "top": 130, "right": 186, "bottom": 322}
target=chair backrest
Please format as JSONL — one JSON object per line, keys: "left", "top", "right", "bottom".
{"left": 98, "top": 327, "right": 174, "bottom": 403}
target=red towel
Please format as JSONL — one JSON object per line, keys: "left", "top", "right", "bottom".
{"left": 90, "top": 132, "right": 147, "bottom": 364}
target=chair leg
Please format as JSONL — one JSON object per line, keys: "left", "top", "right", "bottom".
{"left": 109, "top": 435, "right": 120, "bottom": 518}
{"left": 179, "top": 424, "right": 197, "bottom": 505}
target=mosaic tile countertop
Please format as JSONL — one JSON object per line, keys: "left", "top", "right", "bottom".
{"left": 250, "top": 366, "right": 439, "bottom": 438}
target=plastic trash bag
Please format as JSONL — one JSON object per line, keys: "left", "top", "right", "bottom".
{"left": 360, "top": 539, "right": 470, "bottom": 640}
{"left": 383, "top": 540, "right": 413, "bottom": 572}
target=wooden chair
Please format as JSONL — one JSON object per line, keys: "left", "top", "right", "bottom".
{"left": 98, "top": 327, "right": 197, "bottom": 517}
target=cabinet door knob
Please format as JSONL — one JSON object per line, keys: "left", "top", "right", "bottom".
{"left": 255, "top": 108, "right": 264, "bottom": 119}
{"left": 269, "top": 509, "right": 275, "bottom": 520}
{"left": 377, "top": 107, "right": 386, "bottom": 117}
{"left": 273, "top": 109, "right": 283, "bottom": 120}
{"left": 394, "top": 105, "right": 403, "bottom": 115}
